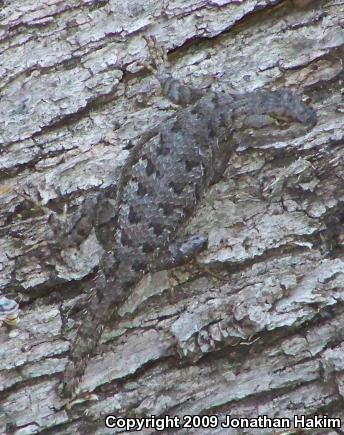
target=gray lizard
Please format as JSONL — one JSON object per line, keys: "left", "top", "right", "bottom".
{"left": 59, "top": 36, "right": 316, "bottom": 398}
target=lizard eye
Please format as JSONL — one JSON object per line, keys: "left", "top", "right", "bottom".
{"left": 169, "top": 181, "right": 184, "bottom": 194}
{"left": 158, "top": 202, "right": 174, "bottom": 216}
{"left": 151, "top": 223, "right": 163, "bottom": 236}
{"left": 132, "top": 260, "right": 148, "bottom": 272}
{"left": 120, "top": 229, "right": 132, "bottom": 246}
{"left": 128, "top": 206, "right": 141, "bottom": 223}
{"left": 145, "top": 159, "right": 155, "bottom": 176}
{"left": 142, "top": 242, "right": 155, "bottom": 253}
{"left": 137, "top": 182, "right": 147, "bottom": 197}
{"left": 185, "top": 159, "right": 199, "bottom": 172}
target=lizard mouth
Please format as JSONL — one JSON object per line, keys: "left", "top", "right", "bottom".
{"left": 270, "top": 107, "right": 317, "bottom": 128}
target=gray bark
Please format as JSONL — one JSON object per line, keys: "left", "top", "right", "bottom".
{"left": 1, "top": 0, "right": 344, "bottom": 434}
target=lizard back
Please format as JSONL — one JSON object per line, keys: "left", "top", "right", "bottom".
{"left": 111, "top": 92, "right": 234, "bottom": 289}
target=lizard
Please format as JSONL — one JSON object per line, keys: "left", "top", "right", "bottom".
{"left": 51, "top": 35, "right": 317, "bottom": 398}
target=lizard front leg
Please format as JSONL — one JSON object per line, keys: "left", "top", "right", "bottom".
{"left": 143, "top": 35, "right": 204, "bottom": 106}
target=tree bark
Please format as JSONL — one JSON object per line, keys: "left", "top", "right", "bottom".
{"left": 1, "top": 0, "right": 343, "bottom": 434}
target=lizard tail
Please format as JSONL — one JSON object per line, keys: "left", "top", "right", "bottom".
{"left": 61, "top": 273, "right": 120, "bottom": 398}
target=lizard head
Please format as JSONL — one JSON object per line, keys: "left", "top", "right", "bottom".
{"left": 231, "top": 88, "right": 317, "bottom": 147}
{"left": 266, "top": 89, "right": 317, "bottom": 127}
{"left": 233, "top": 88, "right": 316, "bottom": 126}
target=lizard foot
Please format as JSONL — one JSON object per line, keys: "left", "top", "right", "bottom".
{"left": 154, "top": 233, "right": 208, "bottom": 271}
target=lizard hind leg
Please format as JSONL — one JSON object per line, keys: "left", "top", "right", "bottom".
{"left": 16, "top": 184, "right": 99, "bottom": 252}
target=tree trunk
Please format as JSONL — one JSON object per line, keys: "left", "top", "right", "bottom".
{"left": 1, "top": 0, "right": 343, "bottom": 434}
